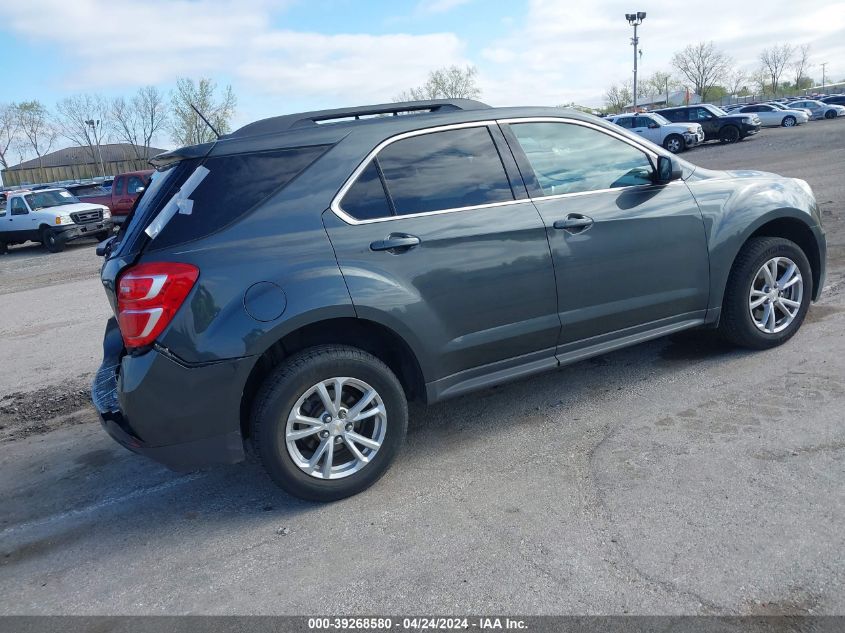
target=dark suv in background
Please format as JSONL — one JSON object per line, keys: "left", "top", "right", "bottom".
{"left": 92, "top": 99, "right": 825, "bottom": 501}
{"left": 656, "top": 104, "right": 762, "bottom": 143}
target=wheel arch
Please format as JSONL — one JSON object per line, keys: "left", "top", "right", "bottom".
{"left": 238, "top": 316, "right": 427, "bottom": 441}
{"left": 716, "top": 214, "right": 822, "bottom": 314}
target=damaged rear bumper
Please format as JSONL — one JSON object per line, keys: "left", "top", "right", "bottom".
{"left": 91, "top": 318, "right": 250, "bottom": 471}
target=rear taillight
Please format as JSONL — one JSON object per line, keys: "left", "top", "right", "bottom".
{"left": 116, "top": 262, "right": 199, "bottom": 349}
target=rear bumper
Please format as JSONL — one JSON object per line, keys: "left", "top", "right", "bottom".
{"left": 91, "top": 318, "right": 250, "bottom": 471}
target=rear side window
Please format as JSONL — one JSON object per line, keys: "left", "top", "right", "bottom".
{"left": 376, "top": 127, "right": 514, "bottom": 215}
{"left": 147, "top": 145, "right": 328, "bottom": 250}
{"left": 662, "top": 109, "right": 686, "bottom": 123}
{"left": 614, "top": 118, "right": 633, "bottom": 129}
{"left": 342, "top": 161, "right": 392, "bottom": 220}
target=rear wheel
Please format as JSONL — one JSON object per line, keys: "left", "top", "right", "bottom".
{"left": 824, "top": 110, "right": 836, "bottom": 119}
{"left": 719, "top": 126, "right": 740, "bottom": 143}
{"left": 719, "top": 237, "right": 812, "bottom": 349}
{"left": 663, "top": 134, "right": 685, "bottom": 154}
{"left": 251, "top": 345, "right": 408, "bottom": 501}
{"left": 40, "top": 227, "right": 64, "bottom": 253}
{"left": 782, "top": 115, "right": 797, "bottom": 127}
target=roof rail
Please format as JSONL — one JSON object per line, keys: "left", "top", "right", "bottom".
{"left": 227, "top": 99, "right": 490, "bottom": 139}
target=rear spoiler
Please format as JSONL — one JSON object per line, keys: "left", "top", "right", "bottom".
{"left": 149, "top": 142, "right": 215, "bottom": 169}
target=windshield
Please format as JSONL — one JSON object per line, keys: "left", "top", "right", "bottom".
{"left": 705, "top": 104, "right": 729, "bottom": 116}
{"left": 650, "top": 113, "right": 671, "bottom": 125}
{"left": 24, "top": 189, "right": 80, "bottom": 210}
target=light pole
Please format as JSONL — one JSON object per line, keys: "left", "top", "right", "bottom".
{"left": 625, "top": 12, "right": 646, "bottom": 110}
{"left": 85, "top": 118, "right": 106, "bottom": 179}
{"left": 821, "top": 62, "right": 828, "bottom": 92}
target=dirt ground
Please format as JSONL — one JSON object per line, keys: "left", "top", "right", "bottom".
{"left": 0, "top": 120, "right": 843, "bottom": 615}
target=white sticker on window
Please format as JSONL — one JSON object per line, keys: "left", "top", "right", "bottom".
{"left": 145, "top": 165, "right": 210, "bottom": 240}
{"left": 59, "top": 191, "right": 72, "bottom": 198}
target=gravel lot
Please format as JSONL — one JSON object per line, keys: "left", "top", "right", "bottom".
{"left": 1, "top": 121, "right": 843, "bottom": 615}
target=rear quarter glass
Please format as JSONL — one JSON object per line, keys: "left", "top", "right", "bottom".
{"left": 146, "top": 145, "right": 330, "bottom": 251}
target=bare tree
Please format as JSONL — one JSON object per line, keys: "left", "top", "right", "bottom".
{"left": 113, "top": 86, "right": 168, "bottom": 161}
{"left": 760, "top": 44, "right": 794, "bottom": 94}
{"left": 0, "top": 103, "right": 20, "bottom": 170}
{"left": 55, "top": 94, "right": 110, "bottom": 174}
{"left": 671, "top": 41, "right": 732, "bottom": 101}
{"left": 726, "top": 69, "right": 748, "bottom": 97}
{"left": 170, "top": 78, "right": 236, "bottom": 146}
{"left": 750, "top": 67, "right": 770, "bottom": 96}
{"left": 395, "top": 65, "right": 481, "bottom": 101}
{"left": 15, "top": 101, "right": 57, "bottom": 183}
{"left": 603, "top": 81, "right": 633, "bottom": 113}
{"left": 645, "top": 71, "right": 676, "bottom": 105}
{"left": 791, "top": 44, "right": 812, "bottom": 92}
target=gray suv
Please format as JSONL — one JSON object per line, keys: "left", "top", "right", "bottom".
{"left": 92, "top": 99, "right": 826, "bottom": 501}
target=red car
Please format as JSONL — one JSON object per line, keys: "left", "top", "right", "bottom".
{"left": 79, "top": 170, "right": 153, "bottom": 223}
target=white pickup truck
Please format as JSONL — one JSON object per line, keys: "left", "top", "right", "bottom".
{"left": 0, "top": 188, "right": 113, "bottom": 254}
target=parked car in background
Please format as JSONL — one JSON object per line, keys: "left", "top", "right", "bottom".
{"left": 766, "top": 102, "right": 813, "bottom": 118}
{"left": 656, "top": 104, "right": 761, "bottom": 143}
{"left": 608, "top": 112, "right": 704, "bottom": 153}
{"left": 0, "top": 188, "right": 113, "bottom": 253}
{"left": 77, "top": 170, "right": 152, "bottom": 223}
{"left": 732, "top": 104, "right": 808, "bottom": 127}
{"left": 787, "top": 99, "right": 844, "bottom": 120}
{"left": 820, "top": 95, "right": 845, "bottom": 106}
{"left": 65, "top": 182, "right": 110, "bottom": 197}
{"left": 91, "top": 99, "right": 826, "bottom": 501}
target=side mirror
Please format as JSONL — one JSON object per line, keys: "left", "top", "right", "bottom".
{"left": 655, "top": 155, "right": 682, "bottom": 184}
{"left": 96, "top": 235, "right": 116, "bottom": 257}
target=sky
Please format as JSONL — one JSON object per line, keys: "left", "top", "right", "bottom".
{"left": 1, "top": 0, "right": 844, "bottom": 152}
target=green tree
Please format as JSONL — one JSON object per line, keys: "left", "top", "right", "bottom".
{"left": 170, "top": 78, "right": 236, "bottom": 146}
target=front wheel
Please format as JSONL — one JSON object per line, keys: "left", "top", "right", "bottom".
{"left": 251, "top": 345, "right": 408, "bottom": 501}
{"left": 719, "top": 126, "right": 740, "bottom": 143}
{"left": 782, "top": 116, "right": 797, "bottom": 127}
{"left": 719, "top": 237, "right": 812, "bottom": 350}
{"left": 40, "top": 228, "right": 65, "bottom": 253}
{"left": 663, "top": 134, "right": 685, "bottom": 154}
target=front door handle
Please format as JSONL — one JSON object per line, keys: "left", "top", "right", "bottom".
{"left": 370, "top": 233, "right": 421, "bottom": 252}
{"left": 553, "top": 214, "right": 594, "bottom": 233}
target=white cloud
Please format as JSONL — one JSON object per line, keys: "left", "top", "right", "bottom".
{"left": 239, "top": 31, "right": 467, "bottom": 103}
{"left": 4, "top": 0, "right": 468, "bottom": 107}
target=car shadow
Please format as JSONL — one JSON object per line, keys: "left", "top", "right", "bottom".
{"left": 0, "top": 327, "right": 748, "bottom": 567}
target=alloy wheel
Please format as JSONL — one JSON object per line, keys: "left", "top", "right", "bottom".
{"left": 749, "top": 256, "right": 803, "bottom": 334}
{"left": 285, "top": 377, "right": 387, "bottom": 480}
{"left": 666, "top": 137, "right": 682, "bottom": 153}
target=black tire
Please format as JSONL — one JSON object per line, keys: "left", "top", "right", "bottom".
{"left": 40, "top": 227, "right": 64, "bottom": 253}
{"left": 824, "top": 110, "right": 836, "bottom": 119}
{"left": 782, "top": 115, "right": 797, "bottom": 127}
{"left": 719, "top": 126, "right": 740, "bottom": 143}
{"left": 663, "top": 134, "right": 685, "bottom": 154}
{"left": 251, "top": 345, "right": 408, "bottom": 502}
{"left": 0, "top": 241, "right": 7, "bottom": 255}
{"left": 719, "top": 237, "right": 813, "bottom": 350}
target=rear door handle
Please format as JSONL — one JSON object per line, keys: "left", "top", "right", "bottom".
{"left": 370, "top": 233, "right": 421, "bottom": 252}
{"left": 553, "top": 215, "right": 594, "bottom": 233}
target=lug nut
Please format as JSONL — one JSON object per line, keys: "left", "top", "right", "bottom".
{"left": 322, "top": 414, "right": 332, "bottom": 423}
{"left": 335, "top": 436, "right": 343, "bottom": 444}
{"left": 320, "top": 430, "right": 330, "bottom": 439}
{"left": 345, "top": 423, "right": 353, "bottom": 432}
